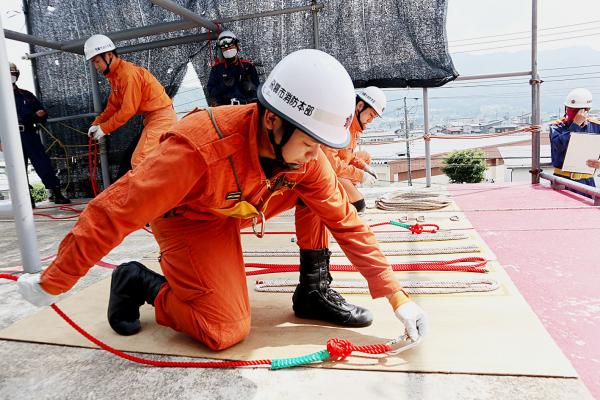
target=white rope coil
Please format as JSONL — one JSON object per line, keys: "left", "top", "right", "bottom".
{"left": 255, "top": 278, "right": 499, "bottom": 294}
{"left": 243, "top": 245, "right": 480, "bottom": 257}
{"left": 332, "top": 231, "right": 469, "bottom": 243}
{"left": 375, "top": 191, "right": 452, "bottom": 211}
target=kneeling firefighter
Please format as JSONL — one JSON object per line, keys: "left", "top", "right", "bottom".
{"left": 17, "top": 49, "right": 427, "bottom": 351}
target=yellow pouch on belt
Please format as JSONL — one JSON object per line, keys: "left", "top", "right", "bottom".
{"left": 554, "top": 168, "right": 593, "bottom": 180}
{"left": 211, "top": 201, "right": 260, "bottom": 219}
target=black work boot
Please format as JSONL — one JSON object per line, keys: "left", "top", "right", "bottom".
{"left": 50, "top": 187, "right": 71, "bottom": 204}
{"left": 108, "top": 261, "right": 166, "bottom": 336}
{"left": 292, "top": 249, "right": 373, "bottom": 327}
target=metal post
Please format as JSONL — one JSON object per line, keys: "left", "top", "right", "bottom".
{"left": 531, "top": 0, "right": 541, "bottom": 184}
{"left": 0, "top": 24, "right": 41, "bottom": 273}
{"left": 423, "top": 87, "right": 431, "bottom": 187}
{"left": 311, "top": 0, "right": 320, "bottom": 49}
{"left": 150, "top": 0, "right": 219, "bottom": 32}
{"left": 403, "top": 97, "right": 412, "bottom": 186}
{"left": 88, "top": 62, "right": 111, "bottom": 189}
{"left": 3, "top": 29, "right": 64, "bottom": 51}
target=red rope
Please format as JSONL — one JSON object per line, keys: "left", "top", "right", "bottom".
{"left": 326, "top": 338, "right": 391, "bottom": 361}
{"left": 33, "top": 213, "right": 80, "bottom": 220}
{"left": 246, "top": 257, "right": 488, "bottom": 275}
{"left": 0, "top": 273, "right": 271, "bottom": 368}
{"left": 88, "top": 136, "right": 99, "bottom": 197}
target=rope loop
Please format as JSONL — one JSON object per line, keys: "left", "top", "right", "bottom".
{"left": 326, "top": 338, "right": 353, "bottom": 360}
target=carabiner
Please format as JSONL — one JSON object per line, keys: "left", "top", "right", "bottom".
{"left": 252, "top": 211, "right": 266, "bottom": 238}
{"left": 385, "top": 333, "right": 421, "bottom": 355}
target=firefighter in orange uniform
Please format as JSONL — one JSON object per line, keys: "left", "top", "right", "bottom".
{"left": 84, "top": 34, "right": 177, "bottom": 169}
{"left": 324, "top": 86, "right": 386, "bottom": 213}
{"left": 17, "top": 50, "right": 427, "bottom": 351}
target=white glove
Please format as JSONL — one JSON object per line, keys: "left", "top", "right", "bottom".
{"left": 361, "top": 171, "right": 376, "bottom": 187}
{"left": 394, "top": 300, "right": 428, "bottom": 341}
{"left": 17, "top": 273, "right": 58, "bottom": 307}
{"left": 364, "top": 164, "right": 378, "bottom": 179}
{"left": 87, "top": 125, "right": 106, "bottom": 141}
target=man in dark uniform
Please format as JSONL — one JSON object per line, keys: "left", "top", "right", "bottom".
{"left": 2, "top": 62, "right": 70, "bottom": 207}
{"left": 206, "top": 30, "right": 260, "bottom": 106}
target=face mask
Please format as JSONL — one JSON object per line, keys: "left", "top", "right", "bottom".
{"left": 11, "top": 75, "right": 17, "bottom": 84}
{"left": 565, "top": 107, "right": 580, "bottom": 122}
{"left": 222, "top": 48, "right": 238, "bottom": 59}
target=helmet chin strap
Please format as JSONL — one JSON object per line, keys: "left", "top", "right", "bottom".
{"left": 101, "top": 53, "right": 113, "bottom": 75}
{"left": 356, "top": 101, "right": 368, "bottom": 130}
{"left": 267, "top": 120, "right": 299, "bottom": 170}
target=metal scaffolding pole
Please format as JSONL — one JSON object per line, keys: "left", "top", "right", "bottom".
{"left": 455, "top": 71, "right": 532, "bottom": 81}
{"left": 119, "top": 32, "right": 215, "bottom": 54}
{"left": 423, "top": 87, "right": 431, "bottom": 187}
{"left": 60, "top": 20, "right": 197, "bottom": 53}
{"left": 24, "top": 4, "right": 325, "bottom": 59}
{"left": 540, "top": 172, "right": 600, "bottom": 205}
{"left": 150, "top": 0, "right": 219, "bottom": 32}
{"left": 0, "top": 25, "right": 41, "bottom": 273}
{"left": 403, "top": 97, "right": 413, "bottom": 186}
{"left": 46, "top": 112, "right": 98, "bottom": 124}
{"left": 531, "top": 0, "right": 541, "bottom": 184}
{"left": 217, "top": 3, "right": 323, "bottom": 24}
{"left": 3, "top": 29, "right": 64, "bottom": 51}
{"left": 88, "top": 62, "right": 111, "bottom": 190}
{"left": 311, "top": 1, "right": 321, "bottom": 49}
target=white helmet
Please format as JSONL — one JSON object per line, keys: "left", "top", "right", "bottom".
{"left": 564, "top": 88, "right": 593, "bottom": 108}
{"left": 257, "top": 49, "right": 355, "bottom": 149}
{"left": 217, "top": 30, "right": 238, "bottom": 47}
{"left": 84, "top": 34, "right": 116, "bottom": 60}
{"left": 357, "top": 86, "right": 387, "bottom": 116}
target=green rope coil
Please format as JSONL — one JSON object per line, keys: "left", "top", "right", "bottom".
{"left": 389, "top": 220, "right": 411, "bottom": 229}
{"left": 270, "top": 349, "right": 330, "bottom": 370}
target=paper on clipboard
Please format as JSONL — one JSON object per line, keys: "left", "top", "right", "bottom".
{"left": 562, "top": 133, "right": 600, "bottom": 174}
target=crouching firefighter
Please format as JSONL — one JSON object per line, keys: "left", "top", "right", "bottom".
{"left": 16, "top": 49, "right": 428, "bottom": 351}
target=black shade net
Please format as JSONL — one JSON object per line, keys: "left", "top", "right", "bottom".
{"left": 25, "top": 0, "right": 456, "bottom": 197}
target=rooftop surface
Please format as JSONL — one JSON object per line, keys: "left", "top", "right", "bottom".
{"left": 0, "top": 181, "right": 597, "bottom": 400}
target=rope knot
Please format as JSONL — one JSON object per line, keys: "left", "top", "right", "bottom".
{"left": 409, "top": 224, "right": 423, "bottom": 234}
{"left": 327, "top": 338, "right": 353, "bottom": 360}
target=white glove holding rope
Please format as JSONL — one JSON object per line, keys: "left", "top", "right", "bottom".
{"left": 361, "top": 171, "right": 376, "bottom": 187}
{"left": 395, "top": 300, "right": 428, "bottom": 341}
{"left": 87, "top": 125, "right": 106, "bottom": 141}
{"left": 17, "top": 273, "right": 58, "bottom": 307}
{"left": 364, "top": 164, "right": 378, "bottom": 179}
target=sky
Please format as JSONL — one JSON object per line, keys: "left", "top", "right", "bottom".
{"left": 1, "top": 0, "right": 599, "bottom": 112}
{"left": 447, "top": 0, "right": 600, "bottom": 54}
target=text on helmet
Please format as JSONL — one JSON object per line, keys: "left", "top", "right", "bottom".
{"left": 269, "top": 79, "right": 315, "bottom": 117}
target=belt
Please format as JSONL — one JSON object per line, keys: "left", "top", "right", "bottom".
{"left": 554, "top": 168, "right": 593, "bottom": 180}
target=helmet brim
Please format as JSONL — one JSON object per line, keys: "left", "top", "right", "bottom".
{"left": 257, "top": 84, "right": 350, "bottom": 149}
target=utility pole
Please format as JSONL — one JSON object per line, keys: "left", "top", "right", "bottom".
{"left": 403, "top": 97, "right": 412, "bottom": 186}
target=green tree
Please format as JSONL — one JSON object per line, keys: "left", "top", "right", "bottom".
{"left": 31, "top": 182, "right": 49, "bottom": 202}
{"left": 441, "top": 149, "right": 487, "bottom": 183}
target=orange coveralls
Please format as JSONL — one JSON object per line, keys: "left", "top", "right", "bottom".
{"left": 40, "top": 104, "right": 401, "bottom": 350}
{"left": 324, "top": 114, "right": 371, "bottom": 184}
{"left": 92, "top": 57, "right": 176, "bottom": 168}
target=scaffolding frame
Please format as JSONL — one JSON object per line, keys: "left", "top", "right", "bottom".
{"left": 0, "top": 0, "right": 323, "bottom": 272}
{"left": 2, "top": 0, "right": 597, "bottom": 275}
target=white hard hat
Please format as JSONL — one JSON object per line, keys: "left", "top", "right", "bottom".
{"left": 257, "top": 49, "right": 355, "bottom": 149}
{"left": 564, "top": 88, "right": 593, "bottom": 108}
{"left": 218, "top": 30, "right": 238, "bottom": 47}
{"left": 357, "top": 86, "right": 387, "bottom": 116}
{"left": 9, "top": 62, "right": 19, "bottom": 75}
{"left": 84, "top": 34, "right": 116, "bottom": 60}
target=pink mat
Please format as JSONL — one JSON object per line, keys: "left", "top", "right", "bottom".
{"left": 450, "top": 182, "right": 600, "bottom": 397}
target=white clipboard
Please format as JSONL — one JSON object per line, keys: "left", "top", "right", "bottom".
{"left": 562, "top": 133, "right": 600, "bottom": 174}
